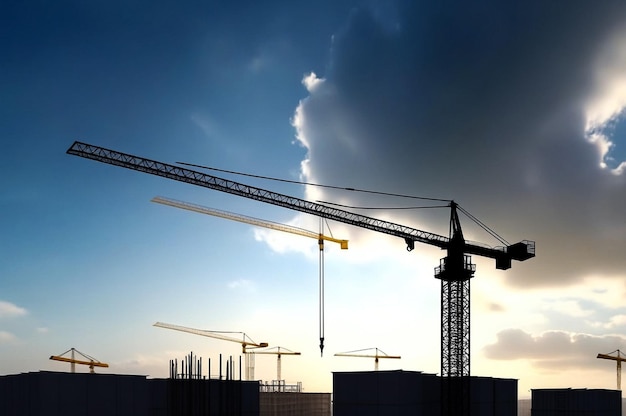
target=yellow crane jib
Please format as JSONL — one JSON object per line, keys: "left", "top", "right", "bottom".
{"left": 153, "top": 321, "right": 268, "bottom": 380}
{"left": 335, "top": 347, "right": 401, "bottom": 371}
{"left": 49, "top": 348, "right": 109, "bottom": 373}
{"left": 150, "top": 195, "right": 348, "bottom": 357}
{"left": 150, "top": 196, "right": 348, "bottom": 249}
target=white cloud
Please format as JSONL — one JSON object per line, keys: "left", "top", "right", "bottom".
{"left": 302, "top": 72, "right": 324, "bottom": 93}
{"left": 483, "top": 329, "right": 626, "bottom": 369}
{"left": 541, "top": 299, "right": 594, "bottom": 318}
{"left": 0, "top": 331, "right": 16, "bottom": 344}
{"left": 227, "top": 278, "right": 256, "bottom": 292}
{"left": 0, "top": 301, "right": 27, "bottom": 318}
{"left": 588, "top": 314, "right": 626, "bottom": 330}
{"left": 190, "top": 112, "right": 220, "bottom": 140}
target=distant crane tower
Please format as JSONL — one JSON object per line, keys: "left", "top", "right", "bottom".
{"left": 335, "top": 347, "right": 401, "bottom": 371}
{"left": 49, "top": 348, "right": 109, "bottom": 373}
{"left": 67, "top": 141, "right": 535, "bottom": 416}
{"left": 154, "top": 321, "right": 268, "bottom": 381}
{"left": 150, "top": 196, "right": 349, "bottom": 356}
{"left": 597, "top": 350, "right": 626, "bottom": 390}
{"left": 255, "top": 346, "right": 301, "bottom": 386}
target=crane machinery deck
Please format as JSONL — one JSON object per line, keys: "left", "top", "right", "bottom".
{"left": 67, "top": 140, "right": 535, "bottom": 416}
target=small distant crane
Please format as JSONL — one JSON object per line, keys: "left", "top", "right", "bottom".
{"left": 334, "top": 347, "right": 401, "bottom": 371}
{"left": 255, "top": 346, "right": 301, "bottom": 387}
{"left": 151, "top": 196, "right": 349, "bottom": 356}
{"left": 49, "top": 348, "right": 109, "bottom": 373}
{"left": 597, "top": 349, "right": 626, "bottom": 390}
{"left": 154, "top": 321, "right": 268, "bottom": 381}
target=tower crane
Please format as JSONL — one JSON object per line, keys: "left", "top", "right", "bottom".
{"left": 255, "top": 346, "right": 301, "bottom": 386}
{"left": 49, "top": 348, "right": 109, "bottom": 373}
{"left": 150, "top": 195, "right": 348, "bottom": 356}
{"left": 597, "top": 349, "right": 626, "bottom": 390}
{"left": 67, "top": 141, "right": 535, "bottom": 416}
{"left": 154, "top": 321, "right": 268, "bottom": 381}
{"left": 335, "top": 347, "right": 401, "bottom": 371}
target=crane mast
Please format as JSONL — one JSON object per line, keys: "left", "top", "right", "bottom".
{"left": 67, "top": 141, "right": 535, "bottom": 416}
{"left": 597, "top": 350, "right": 626, "bottom": 390}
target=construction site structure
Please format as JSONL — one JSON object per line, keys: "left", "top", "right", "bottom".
{"left": 335, "top": 347, "right": 401, "bottom": 371}
{"left": 154, "top": 321, "right": 267, "bottom": 381}
{"left": 151, "top": 196, "right": 347, "bottom": 356}
{"left": 255, "top": 346, "right": 301, "bottom": 388}
{"left": 49, "top": 348, "right": 109, "bottom": 373}
{"left": 67, "top": 141, "right": 535, "bottom": 416}
{"left": 597, "top": 349, "right": 626, "bottom": 390}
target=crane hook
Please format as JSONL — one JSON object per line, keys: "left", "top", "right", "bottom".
{"left": 320, "top": 337, "right": 324, "bottom": 357}
{"left": 405, "top": 238, "right": 415, "bottom": 252}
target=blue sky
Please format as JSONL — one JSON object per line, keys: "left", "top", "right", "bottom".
{"left": 3, "top": 0, "right": 626, "bottom": 398}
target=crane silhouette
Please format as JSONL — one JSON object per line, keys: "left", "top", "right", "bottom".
{"left": 154, "top": 321, "right": 268, "bottom": 380}
{"left": 597, "top": 350, "right": 626, "bottom": 390}
{"left": 335, "top": 347, "right": 401, "bottom": 371}
{"left": 67, "top": 141, "right": 535, "bottom": 416}
{"left": 255, "top": 346, "right": 301, "bottom": 388}
{"left": 49, "top": 348, "right": 109, "bottom": 373}
{"left": 150, "top": 195, "right": 348, "bottom": 356}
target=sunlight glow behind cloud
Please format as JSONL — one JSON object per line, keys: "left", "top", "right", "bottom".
{"left": 585, "top": 28, "right": 626, "bottom": 174}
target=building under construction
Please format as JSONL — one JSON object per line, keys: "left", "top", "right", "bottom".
{"left": 333, "top": 370, "right": 517, "bottom": 416}
{"left": 0, "top": 370, "right": 259, "bottom": 416}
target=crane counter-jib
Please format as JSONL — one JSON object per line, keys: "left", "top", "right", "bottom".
{"left": 65, "top": 141, "right": 532, "bottom": 264}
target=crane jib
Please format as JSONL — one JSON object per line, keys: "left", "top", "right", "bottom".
{"left": 67, "top": 141, "right": 448, "bottom": 245}
{"left": 66, "top": 141, "right": 534, "bottom": 264}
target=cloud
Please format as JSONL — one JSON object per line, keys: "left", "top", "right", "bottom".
{"left": 288, "top": 0, "right": 626, "bottom": 288}
{"left": 483, "top": 328, "right": 626, "bottom": 371}
{"left": 227, "top": 279, "right": 256, "bottom": 292}
{"left": 0, "top": 301, "right": 27, "bottom": 318}
{"left": 588, "top": 314, "right": 626, "bottom": 330}
{"left": 542, "top": 299, "right": 594, "bottom": 318}
{"left": 0, "top": 331, "right": 17, "bottom": 344}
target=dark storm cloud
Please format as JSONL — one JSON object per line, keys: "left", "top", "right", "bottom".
{"left": 295, "top": 0, "right": 626, "bottom": 286}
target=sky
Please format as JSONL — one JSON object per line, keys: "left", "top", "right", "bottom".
{"left": 2, "top": 0, "right": 626, "bottom": 399}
